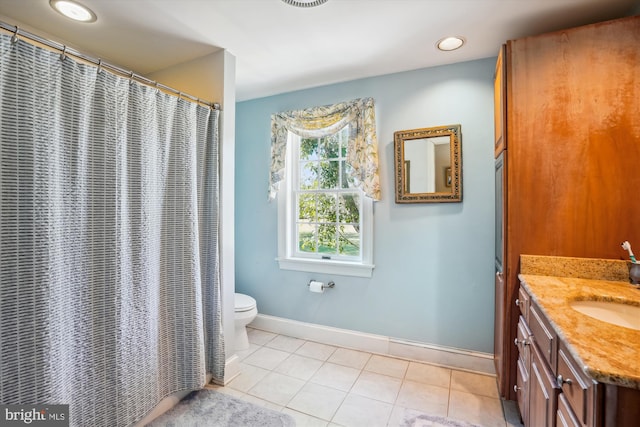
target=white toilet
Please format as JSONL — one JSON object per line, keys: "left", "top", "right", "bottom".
{"left": 234, "top": 293, "right": 257, "bottom": 351}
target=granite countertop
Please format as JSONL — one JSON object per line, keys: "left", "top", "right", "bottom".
{"left": 519, "top": 255, "right": 640, "bottom": 389}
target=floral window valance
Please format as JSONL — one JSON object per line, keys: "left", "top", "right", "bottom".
{"left": 269, "top": 97, "right": 381, "bottom": 201}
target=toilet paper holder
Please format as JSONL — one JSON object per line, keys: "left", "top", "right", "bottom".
{"left": 308, "top": 280, "right": 335, "bottom": 290}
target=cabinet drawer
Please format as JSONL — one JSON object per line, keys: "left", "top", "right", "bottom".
{"left": 557, "top": 343, "right": 595, "bottom": 426}
{"left": 516, "top": 315, "right": 532, "bottom": 364}
{"left": 557, "top": 393, "right": 581, "bottom": 427}
{"left": 517, "top": 286, "right": 530, "bottom": 320}
{"left": 529, "top": 302, "right": 556, "bottom": 369}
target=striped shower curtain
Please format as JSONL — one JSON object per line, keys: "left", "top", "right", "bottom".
{"left": 0, "top": 33, "right": 224, "bottom": 426}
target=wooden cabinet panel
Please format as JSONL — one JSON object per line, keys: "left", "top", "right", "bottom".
{"left": 602, "top": 384, "right": 640, "bottom": 427}
{"left": 530, "top": 344, "right": 560, "bottom": 427}
{"left": 494, "top": 267, "right": 507, "bottom": 396}
{"left": 494, "top": 44, "right": 506, "bottom": 157}
{"left": 516, "top": 316, "right": 531, "bottom": 363}
{"left": 494, "top": 152, "right": 508, "bottom": 397}
{"left": 557, "top": 343, "right": 595, "bottom": 426}
{"left": 516, "top": 357, "right": 529, "bottom": 424}
{"left": 517, "top": 285, "right": 529, "bottom": 320}
{"left": 557, "top": 394, "right": 582, "bottom": 427}
{"left": 506, "top": 16, "right": 640, "bottom": 261}
{"left": 529, "top": 303, "right": 556, "bottom": 370}
{"left": 515, "top": 313, "right": 532, "bottom": 425}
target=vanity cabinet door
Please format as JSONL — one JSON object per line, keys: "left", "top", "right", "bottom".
{"left": 557, "top": 394, "right": 582, "bottom": 427}
{"left": 530, "top": 344, "right": 560, "bottom": 427}
{"left": 557, "top": 342, "right": 598, "bottom": 427}
{"left": 516, "top": 358, "right": 530, "bottom": 425}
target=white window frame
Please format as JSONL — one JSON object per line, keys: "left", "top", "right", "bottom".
{"left": 277, "top": 131, "right": 374, "bottom": 278}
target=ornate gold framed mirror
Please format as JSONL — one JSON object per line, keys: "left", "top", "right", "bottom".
{"left": 394, "top": 124, "right": 462, "bottom": 203}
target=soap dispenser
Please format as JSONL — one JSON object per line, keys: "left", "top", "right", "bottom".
{"left": 629, "top": 264, "right": 640, "bottom": 285}
{"left": 621, "top": 241, "right": 640, "bottom": 285}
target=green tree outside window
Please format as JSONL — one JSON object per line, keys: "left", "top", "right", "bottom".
{"left": 296, "top": 127, "right": 361, "bottom": 257}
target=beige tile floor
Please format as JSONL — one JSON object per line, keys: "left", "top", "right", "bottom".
{"left": 206, "top": 328, "right": 524, "bottom": 427}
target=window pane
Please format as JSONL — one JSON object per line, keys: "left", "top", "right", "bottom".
{"left": 286, "top": 126, "right": 369, "bottom": 265}
{"left": 318, "top": 224, "right": 337, "bottom": 254}
{"left": 320, "top": 134, "right": 340, "bottom": 159}
{"left": 300, "top": 138, "right": 319, "bottom": 161}
{"left": 298, "top": 223, "right": 317, "bottom": 253}
{"left": 338, "top": 224, "right": 360, "bottom": 255}
{"left": 317, "top": 194, "right": 337, "bottom": 222}
{"left": 298, "top": 193, "right": 316, "bottom": 221}
{"left": 300, "top": 161, "right": 317, "bottom": 189}
{"left": 338, "top": 193, "right": 360, "bottom": 224}
{"left": 340, "top": 160, "right": 357, "bottom": 188}
{"left": 319, "top": 160, "right": 339, "bottom": 189}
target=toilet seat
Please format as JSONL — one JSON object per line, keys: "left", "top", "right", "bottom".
{"left": 235, "top": 293, "right": 256, "bottom": 312}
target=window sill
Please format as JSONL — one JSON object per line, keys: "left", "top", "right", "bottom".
{"left": 276, "top": 257, "right": 374, "bottom": 278}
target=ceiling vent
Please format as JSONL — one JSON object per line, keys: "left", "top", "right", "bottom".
{"left": 281, "top": 0, "right": 329, "bottom": 8}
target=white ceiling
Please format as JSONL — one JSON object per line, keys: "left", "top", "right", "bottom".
{"left": 0, "top": 0, "right": 637, "bottom": 101}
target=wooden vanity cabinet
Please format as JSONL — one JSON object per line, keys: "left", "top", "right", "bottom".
{"left": 493, "top": 14, "right": 640, "bottom": 402}
{"left": 517, "top": 284, "right": 640, "bottom": 427}
{"left": 515, "top": 288, "right": 559, "bottom": 427}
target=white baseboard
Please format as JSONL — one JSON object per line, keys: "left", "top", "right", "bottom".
{"left": 219, "top": 354, "right": 241, "bottom": 385}
{"left": 388, "top": 338, "right": 495, "bottom": 375}
{"left": 249, "top": 314, "right": 495, "bottom": 376}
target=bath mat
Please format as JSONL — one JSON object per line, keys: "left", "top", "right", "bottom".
{"left": 146, "top": 389, "right": 295, "bottom": 427}
{"left": 402, "top": 413, "right": 482, "bottom": 427}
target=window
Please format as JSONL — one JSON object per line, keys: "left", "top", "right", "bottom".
{"left": 270, "top": 97, "right": 379, "bottom": 277}
{"left": 277, "top": 126, "right": 374, "bottom": 277}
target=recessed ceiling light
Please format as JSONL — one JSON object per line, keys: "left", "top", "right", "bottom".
{"left": 281, "top": 0, "right": 328, "bottom": 8}
{"left": 50, "top": 0, "right": 97, "bottom": 23}
{"left": 437, "top": 36, "right": 465, "bottom": 51}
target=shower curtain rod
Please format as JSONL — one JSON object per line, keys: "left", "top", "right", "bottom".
{"left": 0, "top": 21, "right": 221, "bottom": 111}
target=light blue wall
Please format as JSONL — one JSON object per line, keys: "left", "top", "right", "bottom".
{"left": 235, "top": 57, "right": 496, "bottom": 353}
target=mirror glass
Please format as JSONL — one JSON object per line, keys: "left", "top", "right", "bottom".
{"left": 394, "top": 124, "right": 462, "bottom": 203}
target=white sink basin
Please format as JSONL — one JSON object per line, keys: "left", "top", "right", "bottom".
{"left": 570, "top": 300, "right": 640, "bottom": 331}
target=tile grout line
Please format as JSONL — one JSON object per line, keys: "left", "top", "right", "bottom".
{"left": 257, "top": 334, "right": 413, "bottom": 423}
{"left": 237, "top": 329, "right": 514, "bottom": 426}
